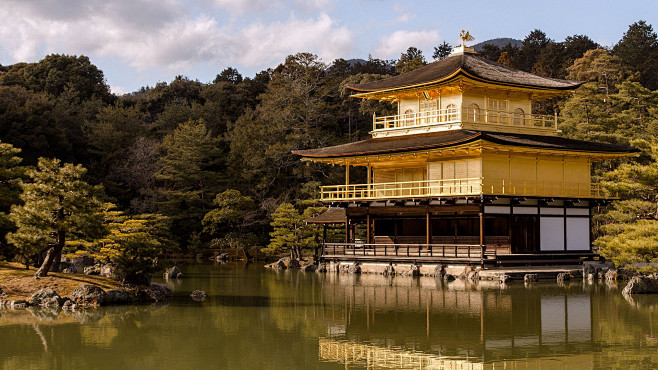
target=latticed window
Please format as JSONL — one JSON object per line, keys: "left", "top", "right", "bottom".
{"left": 466, "top": 103, "right": 480, "bottom": 121}
{"left": 446, "top": 104, "right": 458, "bottom": 121}
{"left": 512, "top": 108, "right": 525, "bottom": 126}
{"left": 487, "top": 99, "right": 508, "bottom": 123}
{"left": 419, "top": 99, "right": 438, "bottom": 124}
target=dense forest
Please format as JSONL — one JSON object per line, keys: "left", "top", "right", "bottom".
{"left": 1, "top": 21, "right": 657, "bottom": 277}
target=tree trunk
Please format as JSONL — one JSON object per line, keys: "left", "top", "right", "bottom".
{"left": 35, "top": 231, "right": 65, "bottom": 278}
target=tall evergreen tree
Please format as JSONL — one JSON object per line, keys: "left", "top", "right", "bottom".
{"left": 613, "top": 21, "right": 658, "bottom": 90}
{"left": 395, "top": 47, "right": 427, "bottom": 74}
{"left": 156, "top": 120, "right": 223, "bottom": 244}
{"left": 596, "top": 140, "right": 658, "bottom": 271}
{"left": 0, "top": 141, "right": 27, "bottom": 259}
{"left": 433, "top": 41, "right": 453, "bottom": 60}
{"left": 7, "top": 158, "right": 104, "bottom": 276}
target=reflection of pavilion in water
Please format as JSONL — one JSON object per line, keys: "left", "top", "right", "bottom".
{"left": 317, "top": 274, "right": 595, "bottom": 368}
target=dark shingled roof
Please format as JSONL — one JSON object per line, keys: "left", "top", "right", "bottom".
{"left": 347, "top": 52, "right": 582, "bottom": 92}
{"left": 305, "top": 207, "right": 346, "bottom": 224}
{"left": 292, "top": 130, "right": 638, "bottom": 158}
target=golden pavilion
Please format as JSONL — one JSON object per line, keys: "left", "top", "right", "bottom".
{"left": 294, "top": 40, "right": 637, "bottom": 266}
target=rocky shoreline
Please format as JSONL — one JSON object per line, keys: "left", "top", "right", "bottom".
{"left": 0, "top": 283, "right": 171, "bottom": 310}
{"left": 265, "top": 257, "right": 658, "bottom": 294}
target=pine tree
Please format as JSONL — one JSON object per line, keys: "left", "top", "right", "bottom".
{"left": 156, "top": 119, "right": 223, "bottom": 244}
{"left": 432, "top": 42, "right": 453, "bottom": 61}
{"left": 594, "top": 140, "right": 658, "bottom": 271}
{"left": 203, "top": 189, "right": 262, "bottom": 256}
{"left": 0, "top": 141, "right": 27, "bottom": 259}
{"left": 266, "top": 203, "right": 325, "bottom": 260}
{"left": 94, "top": 205, "right": 175, "bottom": 284}
{"left": 395, "top": 47, "right": 427, "bottom": 74}
{"left": 613, "top": 21, "right": 658, "bottom": 90}
{"left": 7, "top": 158, "right": 104, "bottom": 276}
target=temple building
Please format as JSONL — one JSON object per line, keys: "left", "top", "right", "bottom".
{"left": 294, "top": 39, "right": 637, "bottom": 266}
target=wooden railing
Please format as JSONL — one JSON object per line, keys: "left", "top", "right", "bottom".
{"left": 323, "top": 242, "right": 491, "bottom": 260}
{"left": 484, "top": 181, "right": 604, "bottom": 198}
{"left": 321, "top": 178, "right": 482, "bottom": 201}
{"left": 320, "top": 179, "right": 605, "bottom": 201}
{"left": 373, "top": 106, "right": 557, "bottom": 132}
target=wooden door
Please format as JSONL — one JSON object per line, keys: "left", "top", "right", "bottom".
{"left": 511, "top": 215, "right": 539, "bottom": 253}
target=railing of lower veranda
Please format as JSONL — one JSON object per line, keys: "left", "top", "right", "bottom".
{"left": 322, "top": 243, "right": 505, "bottom": 262}
{"left": 320, "top": 179, "right": 605, "bottom": 201}
{"left": 373, "top": 106, "right": 557, "bottom": 133}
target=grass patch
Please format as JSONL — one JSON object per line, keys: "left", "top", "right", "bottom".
{"left": 0, "top": 261, "right": 122, "bottom": 300}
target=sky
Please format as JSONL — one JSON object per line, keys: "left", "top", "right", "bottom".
{"left": 0, "top": 0, "right": 656, "bottom": 95}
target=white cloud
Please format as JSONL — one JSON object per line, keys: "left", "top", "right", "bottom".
{"left": 208, "top": 0, "right": 273, "bottom": 13}
{"left": 237, "top": 13, "right": 353, "bottom": 67}
{"left": 208, "top": 0, "right": 332, "bottom": 14}
{"left": 0, "top": 0, "right": 353, "bottom": 77}
{"left": 373, "top": 29, "right": 440, "bottom": 59}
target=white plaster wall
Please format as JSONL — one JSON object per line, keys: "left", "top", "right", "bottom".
{"left": 540, "top": 217, "right": 564, "bottom": 251}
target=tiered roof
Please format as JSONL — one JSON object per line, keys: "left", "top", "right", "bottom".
{"left": 293, "top": 130, "right": 638, "bottom": 159}
{"left": 347, "top": 51, "right": 582, "bottom": 96}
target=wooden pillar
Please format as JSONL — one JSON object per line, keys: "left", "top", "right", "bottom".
{"left": 426, "top": 209, "right": 431, "bottom": 246}
{"left": 367, "top": 164, "right": 372, "bottom": 197}
{"left": 366, "top": 213, "right": 371, "bottom": 244}
{"left": 345, "top": 163, "right": 350, "bottom": 185}
{"left": 479, "top": 209, "right": 485, "bottom": 266}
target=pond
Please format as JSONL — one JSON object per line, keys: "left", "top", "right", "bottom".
{"left": 1, "top": 262, "right": 658, "bottom": 369}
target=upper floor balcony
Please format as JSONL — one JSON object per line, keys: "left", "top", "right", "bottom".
{"left": 320, "top": 179, "right": 607, "bottom": 202}
{"left": 372, "top": 106, "right": 558, "bottom": 138}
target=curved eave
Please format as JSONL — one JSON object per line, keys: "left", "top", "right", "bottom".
{"left": 293, "top": 138, "right": 638, "bottom": 163}
{"left": 348, "top": 69, "right": 582, "bottom": 99}
{"left": 292, "top": 133, "right": 484, "bottom": 159}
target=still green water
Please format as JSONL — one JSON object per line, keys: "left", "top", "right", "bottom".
{"left": 1, "top": 262, "right": 658, "bottom": 369}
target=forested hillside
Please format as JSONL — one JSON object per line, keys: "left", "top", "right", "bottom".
{"left": 1, "top": 21, "right": 657, "bottom": 271}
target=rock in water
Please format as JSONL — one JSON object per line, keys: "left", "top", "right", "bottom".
{"left": 433, "top": 264, "right": 445, "bottom": 278}
{"left": 623, "top": 275, "right": 658, "bottom": 295}
{"left": 524, "top": 274, "right": 539, "bottom": 283}
{"left": 443, "top": 274, "right": 456, "bottom": 282}
{"left": 272, "top": 260, "right": 287, "bottom": 270}
{"left": 149, "top": 283, "right": 171, "bottom": 302}
{"left": 557, "top": 273, "right": 571, "bottom": 283}
{"left": 605, "top": 269, "right": 619, "bottom": 281}
{"left": 288, "top": 259, "right": 301, "bottom": 269}
{"left": 301, "top": 264, "right": 317, "bottom": 272}
{"left": 583, "top": 264, "right": 596, "bottom": 276}
{"left": 499, "top": 275, "right": 510, "bottom": 284}
{"left": 106, "top": 289, "right": 130, "bottom": 304}
{"left": 28, "top": 288, "right": 63, "bottom": 307}
{"left": 190, "top": 290, "right": 208, "bottom": 301}
{"left": 382, "top": 264, "right": 395, "bottom": 276}
{"left": 11, "top": 299, "right": 27, "bottom": 309}
{"left": 70, "top": 285, "right": 108, "bottom": 306}
{"left": 401, "top": 264, "right": 420, "bottom": 277}
{"left": 347, "top": 263, "right": 361, "bottom": 274}
{"left": 164, "top": 266, "right": 183, "bottom": 279}
{"left": 316, "top": 263, "right": 327, "bottom": 273}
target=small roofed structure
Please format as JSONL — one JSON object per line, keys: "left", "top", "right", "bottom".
{"left": 305, "top": 207, "right": 346, "bottom": 224}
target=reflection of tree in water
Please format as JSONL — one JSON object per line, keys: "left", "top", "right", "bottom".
{"left": 3, "top": 264, "right": 658, "bottom": 369}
